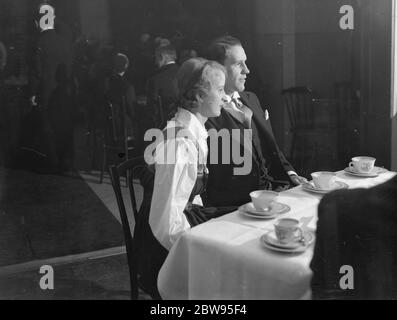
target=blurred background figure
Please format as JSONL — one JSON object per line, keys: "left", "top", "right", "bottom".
{"left": 179, "top": 48, "right": 198, "bottom": 65}
{"left": 86, "top": 42, "right": 114, "bottom": 131}
{"left": 47, "top": 64, "right": 74, "bottom": 173}
{"left": 140, "top": 33, "right": 151, "bottom": 43}
{"left": 146, "top": 44, "right": 179, "bottom": 128}
{"left": 29, "top": 1, "right": 72, "bottom": 110}
{"left": 106, "top": 52, "right": 137, "bottom": 141}
{"left": 71, "top": 35, "right": 94, "bottom": 123}
{"left": 154, "top": 36, "right": 171, "bottom": 48}
{"left": 131, "top": 32, "right": 155, "bottom": 95}
{"left": 0, "top": 38, "right": 6, "bottom": 86}
{"left": 25, "top": 1, "right": 73, "bottom": 172}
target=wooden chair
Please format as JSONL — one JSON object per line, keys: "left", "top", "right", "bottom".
{"left": 145, "top": 95, "right": 165, "bottom": 129}
{"left": 109, "top": 156, "right": 145, "bottom": 299}
{"left": 99, "top": 96, "right": 135, "bottom": 184}
{"left": 282, "top": 87, "right": 315, "bottom": 169}
{"left": 282, "top": 86, "right": 338, "bottom": 174}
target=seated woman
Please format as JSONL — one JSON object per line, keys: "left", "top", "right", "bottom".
{"left": 135, "top": 58, "right": 234, "bottom": 298}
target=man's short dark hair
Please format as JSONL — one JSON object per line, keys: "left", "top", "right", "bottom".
{"left": 155, "top": 44, "right": 177, "bottom": 62}
{"left": 113, "top": 53, "right": 129, "bottom": 74}
{"left": 206, "top": 35, "right": 242, "bottom": 64}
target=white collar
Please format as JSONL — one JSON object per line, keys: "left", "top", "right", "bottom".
{"left": 167, "top": 108, "right": 208, "bottom": 141}
{"left": 224, "top": 92, "right": 243, "bottom": 111}
{"left": 231, "top": 91, "right": 241, "bottom": 101}
{"left": 164, "top": 61, "right": 176, "bottom": 66}
{"left": 225, "top": 91, "right": 240, "bottom": 102}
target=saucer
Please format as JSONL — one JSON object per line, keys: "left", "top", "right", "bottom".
{"left": 301, "top": 181, "right": 348, "bottom": 194}
{"left": 260, "top": 231, "right": 315, "bottom": 253}
{"left": 239, "top": 202, "right": 291, "bottom": 219}
{"left": 263, "top": 230, "right": 315, "bottom": 249}
{"left": 344, "top": 166, "right": 388, "bottom": 178}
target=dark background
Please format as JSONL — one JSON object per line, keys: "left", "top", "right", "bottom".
{"left": 0, "top": 0, "right": 394, "bottom": 172}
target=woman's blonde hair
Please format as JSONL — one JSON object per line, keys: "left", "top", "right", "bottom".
{"left": 177, "top": 57, "right": 226, "bottom": 111}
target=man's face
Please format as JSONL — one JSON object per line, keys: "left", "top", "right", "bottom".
{"left": 155, "top": 53, "right": 166, "bottom": 68}
{"left": 223, "top": 45, "right": 250, "bottom": 94}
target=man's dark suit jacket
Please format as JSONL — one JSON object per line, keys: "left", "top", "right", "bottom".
{"left": 147, "top": 62, "right": 179, "bottom": 117}
{"left": 205, "top": 91, "right": 295, "bottom": 207}
{"left": 24, "top": 29, "right": 72, "bottom": 170}
{"left": 29, "top": 29, "right": 72, "bottom": 109}
{"left": 107, "top": 73, "right": 136, "bottom": 117}
{"left": 105, "top": 72, "right": 137, "bottom": 142}
{"left": 311, "top": 174, "right": 397, "bottom": 299}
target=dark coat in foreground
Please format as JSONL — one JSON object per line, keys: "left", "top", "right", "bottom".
{"left": 311, "top": 174, "right": 397, "bottom": 299}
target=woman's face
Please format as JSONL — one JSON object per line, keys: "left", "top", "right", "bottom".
{"left": 198, "top": 69, "right": 227, "bottom": 118}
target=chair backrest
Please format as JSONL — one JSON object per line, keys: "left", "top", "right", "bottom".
{"left": 109, "top": 156, "right": 146, "bottom": 299}
{"left": 146, "top": 94, "right": 165, "bottom": 129}
{"left": 109, "top": 156, "right": 145, "bottom": 232}
{"left": 103, "top": 97, "right": 128, "bottom": 145}
{"left": 157, "top": 95, "right": 165, "bottom": 128}
{"left": 282, "top": 86, "right": 314, "bottom": 131}
{"left": 334, "top": 81, "right": 360, "bottom": 124}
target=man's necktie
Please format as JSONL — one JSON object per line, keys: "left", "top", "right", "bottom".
{"left": 232, "top": 97, "right": 253, "bottom": 128}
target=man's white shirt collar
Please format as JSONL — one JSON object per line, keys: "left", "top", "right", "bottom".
{"left": 231, "top": 91, "right": 241, "bottom": 101}
{"left": 224, "top": 91, "right": 241, "bottom": 104}
{"left": 224, "top": 91, "right": 244, "bottom": 112}
{"left": 223, "top": 91, "right": 253, "bottom": 128}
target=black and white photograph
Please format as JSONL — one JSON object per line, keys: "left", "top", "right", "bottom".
{"left": 0, "top": 0, "right": 397, "bottom": 303}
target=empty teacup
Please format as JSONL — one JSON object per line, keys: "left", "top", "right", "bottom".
{"left": 349, "top": 156, "right": 376, "bottom": 173}
{"left": 311, "top": 171, "right": 336, "bottom": 190}
{"left": 274, "top": 218, "right": 304, "bottom": 244}
{"left": 250, "top": 190, "right": 278, "bottom": 211}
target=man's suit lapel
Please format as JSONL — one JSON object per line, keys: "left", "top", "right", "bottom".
{"left": 239, "top": 92, "right": 278, "bottom": 151}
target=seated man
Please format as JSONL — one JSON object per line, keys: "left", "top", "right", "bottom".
{"left": 204, "top": 36, "right": 306, "bottom": 207}
{"left": 146, "top": 44, "right": 179, "bottom": 127}
{"left": 311, "top": 174, "right": 397, "bottom": 299}
{"left": 106, "top": 53, "right": 137, "bottom": 141}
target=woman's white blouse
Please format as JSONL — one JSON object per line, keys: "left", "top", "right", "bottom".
{"left": 148, "top": 108, "right": 208, "bottom": 251}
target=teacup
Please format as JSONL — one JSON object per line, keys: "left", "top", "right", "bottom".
{"left": 250, "top": 190, "right": 279, "bottom": 211}
{"left": 349, "top": 156, "right": 376, "bottom": 173}
{"left": 311, "top": 171, "right": 337, "bottom": 190}
{"left": 274, "top": 218, "right": 304, "bottom": 244}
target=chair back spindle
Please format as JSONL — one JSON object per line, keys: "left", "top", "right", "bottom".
{"left": 109, "top": 156, "right": 145, "bottom": 299}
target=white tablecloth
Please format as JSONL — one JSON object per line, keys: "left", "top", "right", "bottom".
{"left": 157, "top": 170, "right": 396, "bottom": 300}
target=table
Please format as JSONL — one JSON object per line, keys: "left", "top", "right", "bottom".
{"left": 157, "top": 169, "right": 396, "bottom": 300}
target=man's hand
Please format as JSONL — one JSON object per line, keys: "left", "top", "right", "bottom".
{"left": 274, "top": 185, "right": 290, "bottom": 192}
{"left": 290, "top": 174, "right": 308, "bottom": 186}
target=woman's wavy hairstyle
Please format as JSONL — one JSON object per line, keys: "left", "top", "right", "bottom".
{"left": 177, "top": 57, "right": 226, "bottom": 111}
